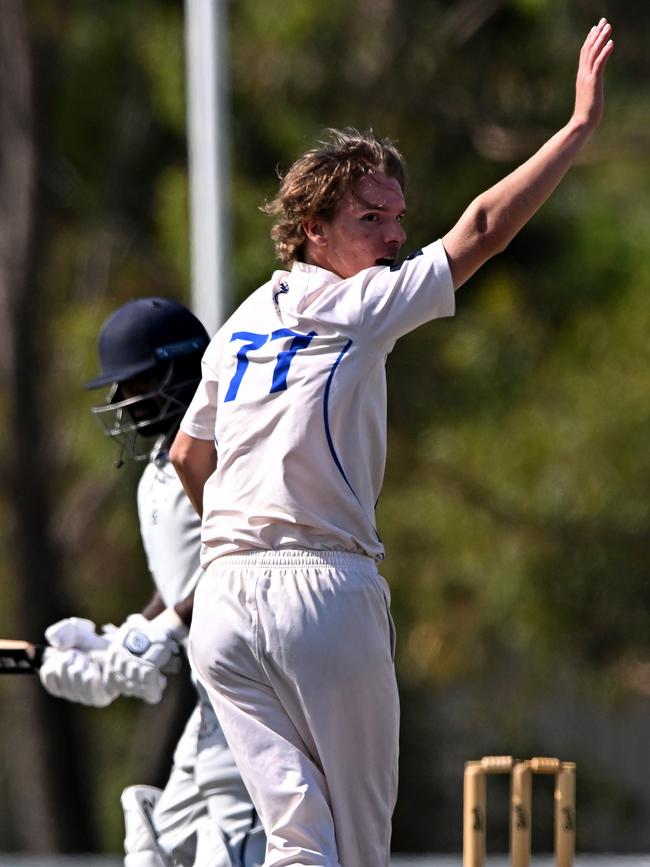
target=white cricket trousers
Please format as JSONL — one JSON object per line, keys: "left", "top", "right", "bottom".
{"left": 189, "top": 549, "right": 400, "bottom": 867}
{"left": 152, "top": 689, "right": 264, "bottom": 866}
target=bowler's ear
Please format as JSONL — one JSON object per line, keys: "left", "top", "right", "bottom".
{"left": 302, "top": 219, "right": 328, "bottom": 247}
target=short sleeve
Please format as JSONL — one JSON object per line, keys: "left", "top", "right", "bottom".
{"left": 180, "top": 355, "right": 219, "bottom": 441}
{"left": 357, "top": 239, "right": 455, "bottom": 348}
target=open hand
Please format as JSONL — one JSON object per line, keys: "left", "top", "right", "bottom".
{"left": 573, "top": 18, "right": 614, "bottom": 131}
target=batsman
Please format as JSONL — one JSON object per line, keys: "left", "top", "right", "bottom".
{"left": 38, "top": 298, "right": 266, "bottom": 867}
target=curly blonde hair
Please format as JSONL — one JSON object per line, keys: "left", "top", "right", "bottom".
{"left": 262, "top": 128, "right": 406, "bottom": 267}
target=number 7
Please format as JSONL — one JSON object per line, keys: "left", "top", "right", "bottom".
{"left": 269, "top": 329, "right": 317, "bottom": 393}
{"left": 224, "top": 329, "right": 317, "bottom": 402}
{"left": 224, "top": 331, "right": 268, "bottom": 402}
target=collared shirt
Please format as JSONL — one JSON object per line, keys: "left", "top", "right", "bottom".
{"left": 181, "top": 239, "right": 455, "bottom": 565}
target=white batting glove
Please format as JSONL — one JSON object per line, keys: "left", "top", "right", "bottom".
{"left": 45, "top": 616, "right": 110, "bottom": 653}
{"left": 101, "top": 613, "right": 182, "bottom": 705}
{"left": 39, "top": 648, "right": 119, "bottom": 707}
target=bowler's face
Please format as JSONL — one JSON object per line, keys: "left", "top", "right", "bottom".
{"left": 307, "top": 172, "right": 407, "bottom": 279}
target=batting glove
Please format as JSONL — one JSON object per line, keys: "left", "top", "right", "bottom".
{"left": 101, "top": 613, "right": 182, "bottom": 705}
{"left": 45, "top": 616, "right": 111, "bottom": 653}
{"left": 39, "top": 648, "right": 119, "bottom": 707}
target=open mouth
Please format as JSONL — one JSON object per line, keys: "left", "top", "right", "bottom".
{"left": 375, "top": 257, "right": 395, "bottom": 267}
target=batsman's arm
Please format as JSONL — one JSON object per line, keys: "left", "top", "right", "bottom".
{"left": 442, "top": 18, "right": 613, "bottom": 290}
{"left": 140, "top": 589, "right": 166, "bottom": 620}
{"left": 173, "top": 591, "right": 194, "bottom": 628}
{"left": 169, "top": 430, "right": 217, "bottom": 518}
{"left": 141, "top": 588, "right": 195, "bottom": 631}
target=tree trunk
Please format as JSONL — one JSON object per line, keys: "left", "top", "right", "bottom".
{"left": 0, "top": 0, "right": 97, "bottom": 852}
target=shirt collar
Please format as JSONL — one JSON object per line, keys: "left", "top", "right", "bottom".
{"left": 290, "top": 259, "right": 342, "bottom": 285}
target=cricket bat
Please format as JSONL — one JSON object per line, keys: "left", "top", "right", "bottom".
{"left": 0, "top": 639, "right": 46, "bottom": 674}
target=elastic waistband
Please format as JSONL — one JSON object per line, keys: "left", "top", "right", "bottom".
{"left": 207, "top": 548, "right": 377, "bottom": 572}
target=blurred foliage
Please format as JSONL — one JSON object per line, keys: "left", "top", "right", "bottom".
{"left": 0, "top": 0, "right": 649, "bottom": 854}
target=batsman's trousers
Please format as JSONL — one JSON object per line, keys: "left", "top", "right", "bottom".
{"left": 189, "top": 549, "right": 399, "bottom": 867}
{"left": 152, "top": 687, "right": 264, "bottom": 867}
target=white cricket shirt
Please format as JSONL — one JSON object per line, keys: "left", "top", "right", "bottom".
{"left": 137, "top": 455, "right": 203, "bottom": 607}
{"left": 181, "top": 239, "right": 455, "bottom": 565}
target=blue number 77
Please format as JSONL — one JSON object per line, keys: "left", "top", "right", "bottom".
{"left": 224, "top": 329, "right": 317, "bottom": 402}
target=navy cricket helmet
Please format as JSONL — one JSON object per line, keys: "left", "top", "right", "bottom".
{"left": 87, "top": 298, "right": 210, "bottom": 462}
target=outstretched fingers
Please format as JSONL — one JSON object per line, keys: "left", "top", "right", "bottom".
{"left": 593, "top": 34, "right": 614, "bottom": 76}
{"left": 573, "top": 17, "right": 613, "bottom": 129}
{"left": 585, "top": 18, "right": 613, "bottom": 73}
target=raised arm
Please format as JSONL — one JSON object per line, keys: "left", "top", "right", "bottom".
{"left": 442, "top": 18, "right": 614, "bottom": 290}
{"left": 169, "top": 430, "right": 217, "bottom": 517}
